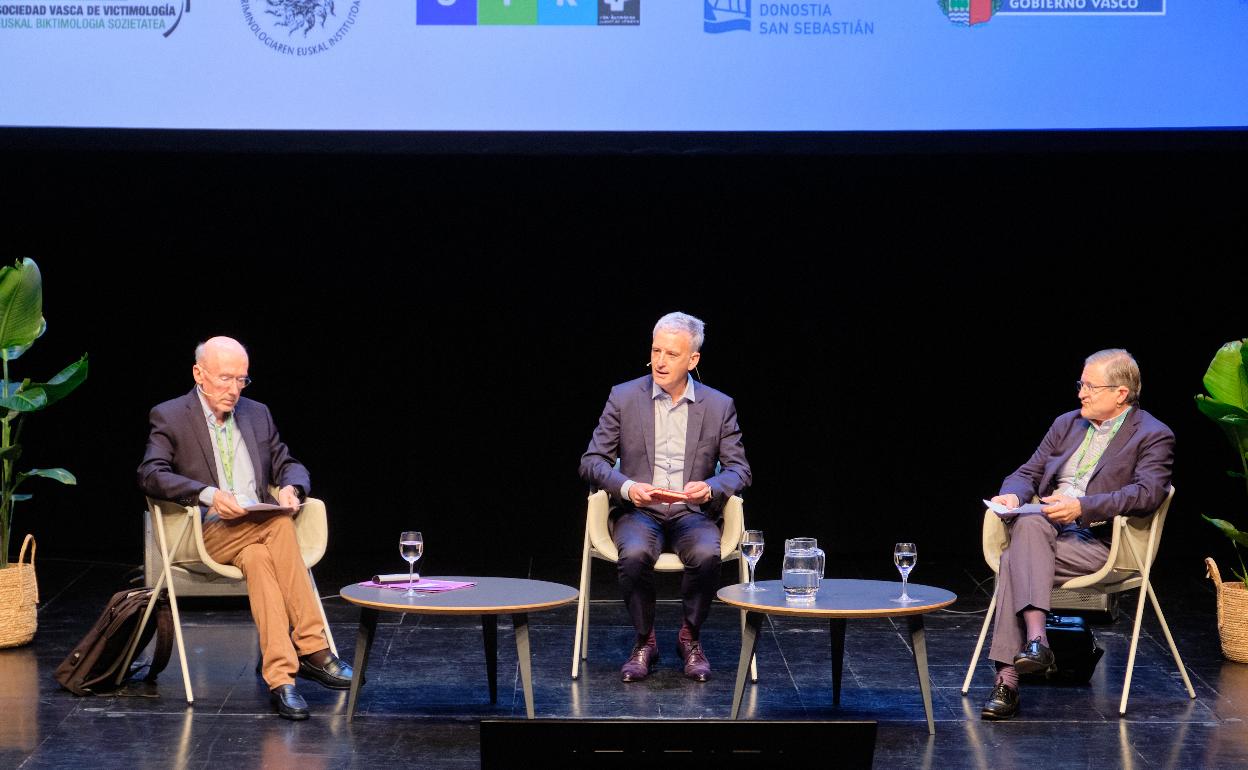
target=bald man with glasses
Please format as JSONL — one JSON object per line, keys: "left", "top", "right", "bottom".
{"left": 979, "top": 348, "right": 1173, "bottom": 720}
{"left": 138, "top": 336, "right": 353, "bottom": 720}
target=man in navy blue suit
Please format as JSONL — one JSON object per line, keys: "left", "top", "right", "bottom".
{"left": 580, "top": 312, "right": 751, "bottom": 683}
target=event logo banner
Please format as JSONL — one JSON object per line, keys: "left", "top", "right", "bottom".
{"left": 1000, "top": 0, "right": 1164, "bottom": 14}
{"left": 242, "top": 0, "right": 361, "bottom": 55}
{"left": 940, "top": 0, "right": 1164, "bottom": 26}
{"left": 539, "top": 0, "right": 597, "bottom": 24}
{"left": 704, "top": 2, "right": 876, "bottom": 38}
{"left": 0, "top": 1, "right": 191, "bottom": 36}
{"left": 416, "top": 0, "right": 636, "bottom": 25}
{"left": 599, "top": 0, "right": 638, "bottom": 25}
{"left": 704, "top": 0, "right": 750, "bottom": 33}
{"left": 480, "top": 0, "right": 537, "bottom": 25}
{"left": 417, "top": 0, "right": 476, "bottom": 25}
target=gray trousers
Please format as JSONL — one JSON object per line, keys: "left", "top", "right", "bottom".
{"left": 988, "top": 512, "right": 1109, "bottom": 665}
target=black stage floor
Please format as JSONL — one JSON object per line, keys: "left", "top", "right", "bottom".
{"left": 3, "top": 553, "right": 1246, "bottom": 769}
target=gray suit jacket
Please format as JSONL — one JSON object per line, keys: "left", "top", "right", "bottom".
{"left": 579, "top": 375, "right": 751, "bottom": 518}
{"left": 999, "top": 407, "right": 1173, "bottom": 538}
{"left": 137, "top": 387, "right": 311, "bottom": 510}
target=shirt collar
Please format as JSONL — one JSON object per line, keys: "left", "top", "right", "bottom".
{"left": 1093, "top": 406, "right": 1132, "bottom": 433}
{"left": 196, "top": 388, "right": 233, "bottom": 428}
{"left": 652, "top": 374, "right": 696, "bottom": 405}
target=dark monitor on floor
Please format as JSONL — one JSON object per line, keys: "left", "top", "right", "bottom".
{"left": 480, "top": 719, "right": 877, "bottom": 769}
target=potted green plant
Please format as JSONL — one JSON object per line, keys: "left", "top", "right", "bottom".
{"left": 0, "top": 258, "right": 88, "bottom": 648}
{"left": 1195, "top": 338, "right": 1248, "bottom": 662}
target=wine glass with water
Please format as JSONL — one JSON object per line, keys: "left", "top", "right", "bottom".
{"left": 399, "top": 531, "right": 424, "bottom": 597}
{"left": 741, "top": 529, "right": 765, "bottom": 591}
{"left": 892, "top": 542, "right": 918, "bottom": 603}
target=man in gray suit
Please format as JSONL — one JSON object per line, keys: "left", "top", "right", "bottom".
{"left": 981, "top": 348, "right": 1174, "bottom": 720}
{"left": 138, "top": 336, "right": 353, "bottom": 720}
{"left": 580, "top": 312, "right": 751, "bottom": 682}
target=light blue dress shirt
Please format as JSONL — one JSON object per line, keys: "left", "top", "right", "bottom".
{"left": 621, "top": 375, "right": 696, "bottom": 514}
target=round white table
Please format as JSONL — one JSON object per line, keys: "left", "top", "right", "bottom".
{"left": 718, "top": 578, "right": 957, "bottom": 734}
{"left": 340, "top": 577, "right": 578, "bottom": 719}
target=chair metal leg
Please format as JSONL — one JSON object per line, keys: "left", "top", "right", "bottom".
{"left": 120, "top": 519, "right": 193, "bottom": 686}
{"left": 1119, "top": 584, "right": 1148, "bottom": 715}
{"left": 581, "top": 573, "right": 590, "bottom": 659}
{"left": 148, "top": 510, "right": 194, "bottom": 704}
{"left": 1145, "top": 582, "right": 1196, "bottom": 699}
{"left": 1118, "top": 533, "right": 1157, "bottom": 715}
{"left": 738, "top": 557, "right": 758, "bottom": 681}
{"left": 307, "top": 569, "right": 338, "bottom": 657}
{"left": 1117, "top": 532, "right": 1195, "bottom": 713}
{"left": 118, "top": 570, "right": 167, "bottom": 687}
{"left": 962, "top": 580, "right": 997, "bottom": 695}
{"left": 571, "top": 530, "right": 592, "bottom": 679}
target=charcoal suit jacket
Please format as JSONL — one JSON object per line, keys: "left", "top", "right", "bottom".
{"left": 137, "top": 387, "right": 311, "bottom": 511}
{"left": 579, "top": 375, "right": 751, "bottom": 519}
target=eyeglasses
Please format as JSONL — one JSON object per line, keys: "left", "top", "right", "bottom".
{"left": 1076, "top": 381, "right": 1119, "bottom": 395}
{"left": 207, "top": 374, "right": 252, "bottom": 389}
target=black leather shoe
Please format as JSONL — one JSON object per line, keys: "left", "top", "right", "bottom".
{"left": 270, "top": 684, "right": 310, "bottom": 721}
{"left": 981, "top": 682, "right": 1020, "bottom": 720}
{"left": 298, "top": 654, "right": 354, "bottom": 690}
{"left": 1013, "top": 637, "right": 1057, "bottom": 676}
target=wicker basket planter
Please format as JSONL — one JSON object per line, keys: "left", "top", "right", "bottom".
{"left": 1207, "top": 557, "right": 1248, "bottom": 664}
{"left": 0, "top": 535, "right": 38, "bottom": 648}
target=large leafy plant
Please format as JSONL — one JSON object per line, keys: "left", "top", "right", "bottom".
{"left": 1195, "top": 339, "right": 1248, "bottom": 588}
{"left": 0, "top": 259, "right": 88, "bottom": 568}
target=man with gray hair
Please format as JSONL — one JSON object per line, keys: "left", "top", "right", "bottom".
{"left": 581, "top": 312, "right": 752, "bottom": 683}
{"left": 980, "top": 349, "right": 1173, "bottom": 720}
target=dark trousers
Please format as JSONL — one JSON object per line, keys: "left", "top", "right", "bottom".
{"left": 612, "top": 508, "right": 722, "bottom": 639}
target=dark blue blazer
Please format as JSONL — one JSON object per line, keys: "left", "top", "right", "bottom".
{"left": 999, "top": 407, "right": 1174, "bottom": 538}
{"left": 579, "top": 375, "right": 751, "bottom": 518}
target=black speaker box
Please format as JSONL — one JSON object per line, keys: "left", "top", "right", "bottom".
{"left": 480, "top": 719, "right": 877, "bottom": 769}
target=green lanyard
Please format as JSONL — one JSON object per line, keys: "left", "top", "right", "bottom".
{"left": 214, "top": 417, "right": 235, "bottom": 493}
{"left": 1071, "top": 411, "right": 1128, "bottom": 484}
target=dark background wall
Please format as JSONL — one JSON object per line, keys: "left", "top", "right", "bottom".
{"left": 2, "top": 134, "right": 1246, "bottom": 581}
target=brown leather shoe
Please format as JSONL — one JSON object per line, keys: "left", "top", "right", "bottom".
{"left": 677, "top": 625, "right": 711, "bottom": 682}
{"left": 620, "top": 632, "right": 657, "bottom": 682}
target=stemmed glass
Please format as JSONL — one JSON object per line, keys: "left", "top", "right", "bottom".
{"left": 892, "top": 542, "right": 918, "bottom": 604}
{"left": 399, "top": 531, "right": 425, "bottom": 597}
{"left": 741, "top": 529, "right": 765, "bottom": 592}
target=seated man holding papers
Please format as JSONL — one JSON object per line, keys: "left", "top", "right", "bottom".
{"left": 980, "top": 349, "right": 1173, "bottom": 720}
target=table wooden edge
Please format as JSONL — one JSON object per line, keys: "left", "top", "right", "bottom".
{"left": 717, "top": 592, "right": 956, "bottom": 619}
{"left": 339, "top": 586, "right": 579, "bottom": 615}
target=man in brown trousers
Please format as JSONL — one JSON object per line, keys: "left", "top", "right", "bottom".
{"left": 138, "top": 336, "right": 353, "bottom": 720}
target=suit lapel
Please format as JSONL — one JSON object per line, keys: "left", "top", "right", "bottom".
{"left": 1087, "top": 408, "right": 1140, "bottom": 486}
{"left": 1060, "top": 415, "right": 1091, "bottom": 463}
{"left": 638, "top": 378, "right": 655, "bottom": 471}
{"left": 683, "top": 397, "right": 705, "bottom": 479}
{"left": 186, "top": 391, "right": 221, "bottom": 489}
